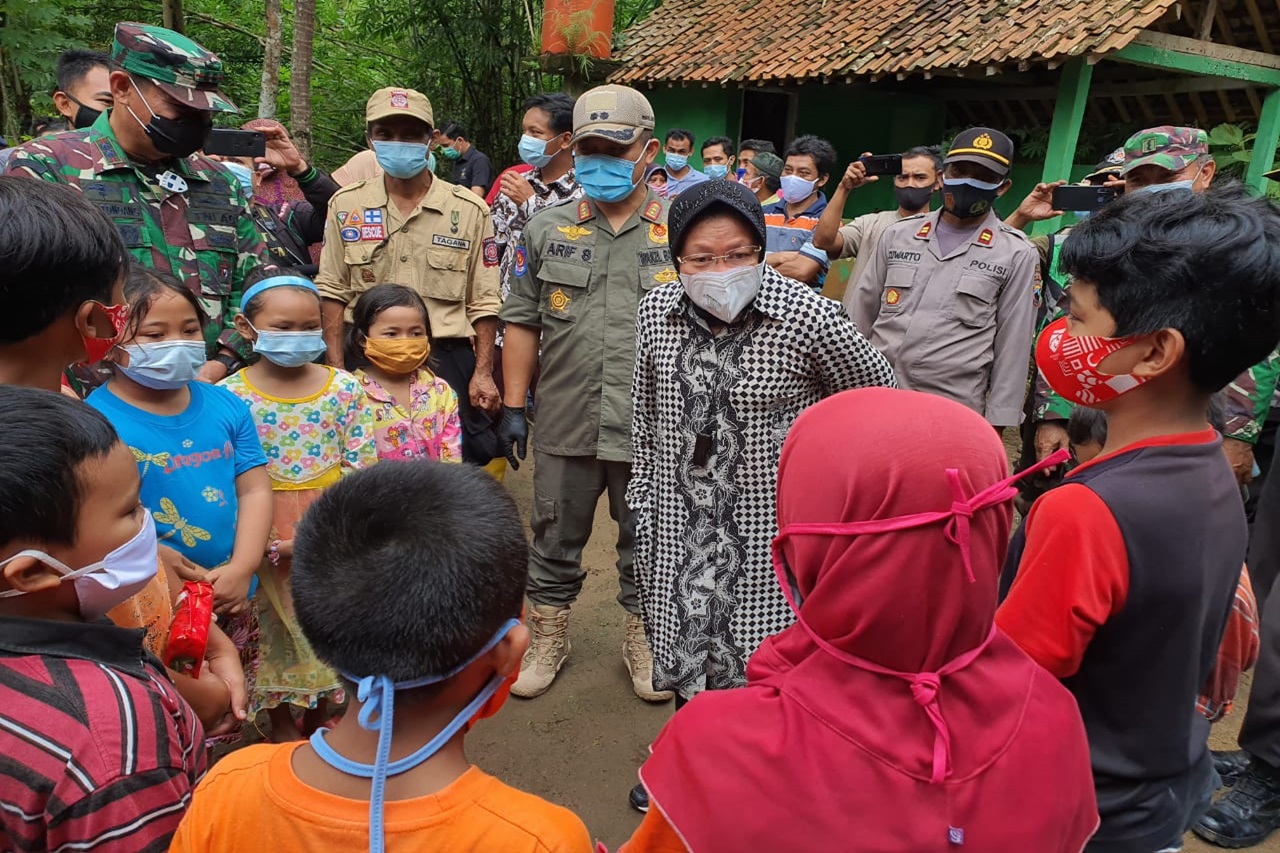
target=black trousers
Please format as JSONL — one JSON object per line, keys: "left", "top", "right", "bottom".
{"left": 1239, "top": 460, "right": 1280, "bottom": 766}
{"left": 431, "top": 338, "right": 499, "bottom": 465}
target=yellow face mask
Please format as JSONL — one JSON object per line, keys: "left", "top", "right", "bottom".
{"left": 364, "top": 336, "right": 431, "bottom": 375}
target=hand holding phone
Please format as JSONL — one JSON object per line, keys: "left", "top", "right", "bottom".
{"left": 1051, "top": 184, "right": 1119, "bottom": 213}
{"left": 859, "top": 154, "right": 904, "bottom": 177}
{"left": 203, "top": 129, "right": 266, "bottom": 158}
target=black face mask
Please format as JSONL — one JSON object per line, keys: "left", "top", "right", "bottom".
{"left": 941, "top": 178, "right": 1002, "bottom": 220}
{"left": 67, "top": 96, "right": 102, "bottom": 130}
{"left": 894, "top": 184, "right": 935, "bottom": 212}
{"left": 126, "top": 79, "right": 212, "bottom": 158}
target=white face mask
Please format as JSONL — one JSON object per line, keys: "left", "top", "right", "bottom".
{"left": 0, "top": 510, "right": 159, "bottom": 620}
{"left": 679, "top": 263, "right": 764, "bottom": 324}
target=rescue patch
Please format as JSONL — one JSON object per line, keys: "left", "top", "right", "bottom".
{"left": 549, "top": 288, "right": 571, "bottom": 313}
{"left": 360, "top": 224, "right": 385, "bottom": 241}
{"left": 886, "top": 288, "right": 901, "bottom": 305}
{"left": 557, "top": 224, "right": 592, "bottom": 241}
{"left": 978, "top": 228, "right": 993, "bottom": 246}
{"left": 514, "top": 246, "right": 528, "bottom": 277}
{"left": 915, "top": 221, "right": 933, "bottom": 239}
{"left": 341, "top": 227, "right": 360, "bottom": 242}
{"left": 483, "top": 237, "right": 499, "bottom": 267}
{"left": 653, "top": 268, "right": 678, "bottom": 284}
{"left": 432, "top": 234, "right": 472, "bottom": 250}
{"left": 648, "top": 223, "right": 669, "bottom": 244}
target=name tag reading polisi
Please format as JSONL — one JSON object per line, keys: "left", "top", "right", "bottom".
{"left": 432, "top": 234, "right": 472, "bottom": 251}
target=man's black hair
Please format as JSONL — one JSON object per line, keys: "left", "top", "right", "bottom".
{"left": 763, "top": 175, "right": 782, "bottom": 193}
{"left": 122, "top": 267, "right": 209, "bottom": 341}
{"left": 1061, "top": 183, "right": 1280, "bottom": 394}
{"left": 784, "top": 135, "right": 838, "bottom": 177}
{"left": 34, "top": 117, "right": 70, "bottom": 136}
{"left": 55, "top": 49, "right": 112, "bottom": 95}
{"left": 0, "top": 386, "right": 120, "bottom": 551}
{"left": 239, "top": 266, "right": 320, "bottom": 321}
{"left": 0, "top": 177, "right": 127, "bottom": 346}
{"left": 702, "top": 135, "right": 735, "bottom": 157}
{"left": 439, "top": 121, "right": 468, "bottom": 140}
{"left": 344, "top": 283, "right": 433, "bottom": 370}
{"left": 901, "top": 145, "right": 944, "bottom": 175}
{"left": 1066, "top": 407, "right": 1108, "bottom": 449}
{"left": 292, "top": 462, "right": 528, "bottom": 682}
{"left": 739, "top": 139, "right": 776, "bottom": 155}
{"left": 666, "top": 128, "right": 695, "bottom": 147}
{"left": 522, "top": 93, "right": 575, "bottom": 136}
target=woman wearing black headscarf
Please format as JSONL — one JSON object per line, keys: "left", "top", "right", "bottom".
{"left": 626, "top": 179, "right": 895, "bottom": 808}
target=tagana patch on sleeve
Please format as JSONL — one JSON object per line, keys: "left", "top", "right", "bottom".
{"left": 483, "top": 237, "right": 499, "bottom": 267}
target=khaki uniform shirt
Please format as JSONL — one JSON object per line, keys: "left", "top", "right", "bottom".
{"left": 315, "top": 176, "right": 501, "bottom": 339}
{"left": 500, "top": 193, "right": 673, "bottom": 462}
{"left": 851, "top": 209, "right": 1038, "bottom": 426}
{"left": 836, "top": 209, "right": 906, "bottom": 310}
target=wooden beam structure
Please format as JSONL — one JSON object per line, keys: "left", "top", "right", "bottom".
{"left": 1032, "top": 58, "right": 1092, "bottom": 237}
{"left": 1111, "top": 30, "right": 1280, "bottom": 86}
{"left": 1245, "top": 87, "right": 1280, "bottom": 191}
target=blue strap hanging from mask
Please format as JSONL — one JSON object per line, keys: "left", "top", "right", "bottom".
{"left": 308, "top": 617, "right": 520, "bottom": 853}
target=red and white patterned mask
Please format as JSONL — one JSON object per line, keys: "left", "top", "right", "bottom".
{"left": 1036, "top": 315, "right": 1151, "bottom": 407}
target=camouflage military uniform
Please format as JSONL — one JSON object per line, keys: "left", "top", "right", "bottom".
{"left": 3, "top": 23, "right": 265, "bottom": 361}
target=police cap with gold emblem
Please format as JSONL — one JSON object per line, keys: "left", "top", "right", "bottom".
{"left": 945, "top": 127, "right": 1015, "bottom": 178}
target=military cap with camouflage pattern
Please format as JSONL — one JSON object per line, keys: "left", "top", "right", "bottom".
{"left": 1122, "top": 126, "right": 1208, "bottom": 175}
{"left": 112, "top": 22, "right": 237, "bottom": 113}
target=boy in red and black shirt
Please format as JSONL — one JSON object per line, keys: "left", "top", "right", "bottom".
{"left": 998, "top": 185, "right": 1280, "bottom": 853}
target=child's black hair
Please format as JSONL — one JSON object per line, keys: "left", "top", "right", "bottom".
{"left": 121, "top": 267, "right": 208, "bottom": 341}
{"left": 1066, "top": 407, "right": 1108, "bottom": 450}
{"left": 1061, "top": 184, "right": 1280, "bottom": 394}
{"left": 0, "top": 386, "right": 120, "bottom": 551}
{"left": 240, "top": 266, "right": 321, "bottom": 322}
{"left": 0, "top": 177, "right": 128, "bottom": 345}
{"left": 291, "top": 461, "right": 527, "bottom": 683}
{"left": 344, "top": 283, "right": 432, "bottom": 371}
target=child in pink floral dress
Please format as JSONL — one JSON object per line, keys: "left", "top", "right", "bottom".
{"left": 220, "top": 273, "right": 378, "bottom": 741}
{"left": 346, "top": 284, "right": 462, "bottom": 463}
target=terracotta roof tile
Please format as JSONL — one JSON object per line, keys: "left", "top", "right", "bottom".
{"left": 612, "top": 0, "right": 1179, "bottom": 83}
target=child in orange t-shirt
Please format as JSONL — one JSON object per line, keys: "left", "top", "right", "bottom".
{"left": 170, "top": 461, "right": 592, "bottom": 853}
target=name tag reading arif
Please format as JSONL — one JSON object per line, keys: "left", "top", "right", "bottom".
{"left": 432, "top": 234, "right": 472, "bottom": 251}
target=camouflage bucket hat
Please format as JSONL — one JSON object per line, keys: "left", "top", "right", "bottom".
{"left": 1123, "top": 126, "right": 1208, "bottom": 175}
{"left": 112, "top": 22, "right": 238, "bottom": 113}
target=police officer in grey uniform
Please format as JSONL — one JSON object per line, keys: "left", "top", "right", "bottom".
{"left": 851, "top": 127, "right": 1038, "bottom": 427}
{"left": 498, "top": 84, "right": 674, "bottom": 704}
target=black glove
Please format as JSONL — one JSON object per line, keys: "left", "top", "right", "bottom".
{"left": 498, "top": 405, "right": 529, "bottom": 469}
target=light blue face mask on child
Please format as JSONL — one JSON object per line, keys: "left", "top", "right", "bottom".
{"left": 250, "top": 326, "right": 327, "bottom": 367}
{"left": 118, "top": 340, "right": 207, "bottom": 389}
{"left": 309, "top": 618, "right": 521, "bottom": 853}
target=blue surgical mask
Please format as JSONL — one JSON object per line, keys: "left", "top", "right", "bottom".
{"left": 574, "top": 149, "right": 647, "bottom": 203}
{"left": 518, "top": 134, "right": 555, "bottom": 169}
{"left": 779, "top": 174, "right": 817, "bottom": 202}
{"left": 1072, "top": 210, "right": 1092, "bottom": 220}
{"left": 1131, "top": 161, "right": 1204, "bottom": 196}
{"left": 223, "top": 161, "right": 255, "bottom": 197}
{"left": 373, "top": 141, "right": 432, "bottom": 179}
{"left": 309, "top": 618, "right": 520, "bottom": 853}
{"left": 118, "top": 340, "right": 207, "bottom": 389}
{"left": 665, "top": 151, "right": 689, "bottom": 171}
{"left": 705, "top": 163, "right": 729, "bottom": 180}
{"left": 249, "top": 324, "right": 327, "bottom": 367}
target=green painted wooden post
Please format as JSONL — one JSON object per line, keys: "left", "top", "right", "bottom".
{"left": 1245, "top": 88, "right": 1280, "bottom": 193}
{"left": 1031, "top": 58, "right": 1093, "bottom": 237}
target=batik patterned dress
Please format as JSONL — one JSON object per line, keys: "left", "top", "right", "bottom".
{"left": 221, "top": 367, "right": 377, "bottom": 714}
{"left": 356, "top": 368, "right": 463, "bottom": 463}
{"left": 628, "top": 267, "right": 896, "bottom": 699}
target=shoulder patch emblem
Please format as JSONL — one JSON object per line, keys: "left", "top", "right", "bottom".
{"left": 483, "top": 236, "right": 499, "bottom": 267}
{"left": 337, "top": 210, "right": 350, "bottom": 225}
{"left": 557, "top": 224, "right": 592, "bottom": 241}
{"left": 648, "top": 223, "right": 668, "bottom": 244}
{"left": 514, "top": 246, "right": 527, "bottom": 277}
{"left": 641, "top": 200, "right": 664, "bottom": 223}
{"left": 549, "top": 288, "right": 571, "bottom": 313}
{"left": 915, "top": 221, "right": 933, "bottom": 239}
{"left": 978, "top": 228, "right": 994, "bottom": 246}
{"left": 577, "top": 200, "right": 592, "bottom": 223}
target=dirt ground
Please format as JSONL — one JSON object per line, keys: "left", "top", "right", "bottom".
{"left": 466, "top": 456, "right": 1280, "bottom": 852}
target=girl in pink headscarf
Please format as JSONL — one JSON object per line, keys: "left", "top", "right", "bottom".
{"left": 620, "top": 388, "right": 1098, "bottom": 853}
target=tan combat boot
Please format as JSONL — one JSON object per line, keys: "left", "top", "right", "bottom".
{"left": 512, "top": 604, "right": 572, "bottom": 698}
{"left": 624, "top": 614, "right": 674, "bottom": 703}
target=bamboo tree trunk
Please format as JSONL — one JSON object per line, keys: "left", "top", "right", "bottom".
{"left": 162, "top": 0, "right": 186, "bottom": 33}
{"left": 289, "top": 0, "right": 315, "bottom": 160}
{"left": 259, "top": 0, "right": 283, "bottom": 118}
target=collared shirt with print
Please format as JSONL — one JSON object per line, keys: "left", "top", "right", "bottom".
{"left": 628, "top": 266, "right": 896, "bottom": 698}
{"left": 355, "top": 367, "right": 462, "bottom": 463}
{"left": 0, "top": 616, "right": 205, "bottom": 851}
{"left": 315, "top": 175, "right": 501, "bottom": 339}
{"left": 4, "top": 111, "right": 270, "bottom": 360}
